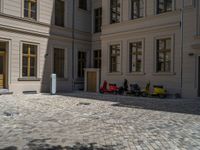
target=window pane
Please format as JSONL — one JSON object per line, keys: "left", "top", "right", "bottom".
{"left": 156, "top": 38, "right": 171, "bottom": 72}
{"left": 110, "top": 44, "right": 120, "bottom": 72}
{"left": 55, "top": 0, "right": 65, "bottom": 27}
{"left": 129, "top": 41, "right": 143, "bottom": 72}
{"left": 131, "top": 0, "right": 144, "bottom": 19}
{"left": 110, "top": 0, "right": 120, "bottom": 24}
{"left": 79, "top": 0, "right": 87, "bottom": 10}
{"left": 24, "top": 0, "right": 37, "bottom": 20}
{"left": 157, "top": 0, "right": 172, "bottom": 14}
{"left": 22, "top": 44, "right": 37, "bottom": 77}
{"left": 54, "top": 48, "right": 65, "bottom": 78}
{"left": 78, "top": 52, "right": 86, "bottom": 77}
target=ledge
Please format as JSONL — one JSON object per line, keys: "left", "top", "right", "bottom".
{"left": 125, "top": 72, "right": 146, "bottom": 76}
{"left": 18, "top": 78, "right": 41, "bottom": 81}
{"left": 152, "top": 72, "right": 176, "bottom": 76}
{"left": 107, "top": 72, "right": 123, "bottom": 76}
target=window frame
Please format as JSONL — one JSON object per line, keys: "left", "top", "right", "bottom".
{"left": 154, "top": 35, "right": 174, "bottom": 74}
{"left": 156, "top": 0, "right": 174, "bottom": 15}
{"left": 110, "top": 0, "right": 121, "bottom": 24}
{"left": 130, "top": 0, "right": 145, "bottom": 20}
{"left": 128, "top": 39, "right": 145, "bottom": 74}
{"left": 54, "top": 0, "right": 65, "bottom": 27}
{"left": 20, "top": 42, "right": 40, "bottom": 80}
{"left": 23, "top": 0, "right": 38, "bottom": 20}
{"left": 94, "top": 7, "right": 102, "bottom": 33}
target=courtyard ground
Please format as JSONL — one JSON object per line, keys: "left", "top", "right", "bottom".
{"left": 0, "top": 92, "right": 200, "bottom": 150}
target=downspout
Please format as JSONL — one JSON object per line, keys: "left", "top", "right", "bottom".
{"left": 72, "top": 0, "right": 75, "bottom": 90}
{"left": 180, "top": 0, "right": 184, "bottom": 96}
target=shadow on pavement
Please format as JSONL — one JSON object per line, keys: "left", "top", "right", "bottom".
{"left": 25, "top": 139, "right": 116, "bottom": 150}
{"left": 0, "top": 147, "right": 18, "bottom": 150}
{"left": 59, "top": 92, "right": 200, "bottom": 115}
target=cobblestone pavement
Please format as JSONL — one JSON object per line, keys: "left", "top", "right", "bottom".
{"left": 0, "top": 92, "right": 200, "bottom": 150}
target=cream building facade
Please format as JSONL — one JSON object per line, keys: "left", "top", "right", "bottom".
{"left": 0, "top": 0, "right": 199, "bottom": 98}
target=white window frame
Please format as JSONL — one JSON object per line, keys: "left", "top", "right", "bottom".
{"left": 153, "top": 34, "right": 175, "bottom": 75}
{"left": 52, "top": 46, "right": 68, "bottom": 80}
{"left": 107, "top": 41, "right": 122, "bottom": 75}
{"left": 21, "top": 0, "right": 40, "bottom": 21}
{"left": 19, "top": 41, "right": 40, "bottom": 79}
{"left": 128, "top": 0, "right": 146, "bottom": 20}
{"left": 154, "top": 0, "right": 175, "bottom": 15}
{"left": 127, "top": 38, "right": 145, "bottom": 75}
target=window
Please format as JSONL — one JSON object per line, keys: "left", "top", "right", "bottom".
{"left": 198, "top": 0, "right": 200, "bottom": 35}
{"left": 55, "top": 0, "right": 65, "bottom": 27}
{"left": 24, "top": 0, "right": 37, "bottom": 20}
{"left": 79, "top": 0, "right": 87, "bottom": 10}
{"left": 94, "top": 8, "right": 102, "bottom": 33}
{"left": 22, "top": 44, "right": 37, "bottom": 77}
{"left": 157, "top": 0, "right": 172, "bottom": 14}
{"left": 78, "top": 52, "right": 86, "bottom": 78}
{"left": 110, "top": 0, "right": 120, "bottom": 24}
{"left": 110, "top": 44, "right": 120, "bottom": 72}
{"left": 93, "top": 50, "right": 101, "bottom": 68}
{"left": 129, "top": 41, "right": 143, "bottom": 72}
{"left": 54, "top": 48, "right": 65, "bottom": 78}
{"left": 156, "top": 38, "right": 171, "bottom": 72}
{"left": 131, "top": 0, "right": 144, "bottom": 19}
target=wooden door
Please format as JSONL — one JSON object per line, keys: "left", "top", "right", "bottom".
{"left": 0, "top": 52, "right": 5, "bottom": 89}
{"left": 87, "top": 72, "right": 97, "bottom": 92}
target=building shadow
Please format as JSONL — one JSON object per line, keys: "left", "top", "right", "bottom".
{"left": 0, "top": 147, "right": 18, "bottom": 150}
{"left": 58, "top": 92, "right": 200, "bottom": 115}
{"left": 25, "top": 139, "right": 116, "bottom": 150}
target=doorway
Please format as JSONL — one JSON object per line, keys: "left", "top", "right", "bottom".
{"left": 87, "top": 71, "right": 97, "bottom": 92}
{"left": 0, "top": 42, "right": 7, "bottom": 89}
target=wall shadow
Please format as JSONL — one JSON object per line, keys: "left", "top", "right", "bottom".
{"left": 59, "top": 92, "right": 200, "bottom": 115}
{"left": 0, "top": 146, "right": 18, "bottom": 150}
{"left": 25, "top": 139, "right": 116, "bottom": 150}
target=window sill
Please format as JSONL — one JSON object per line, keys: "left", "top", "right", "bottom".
{"left": 152, "top": 72, "right": 176, "bottom": 76}
{"left": 18, "top": 77, "right": 41, "bottom": 81}
{"left": 126, "top": 72, "right": 145, "bottom": 76}
{"left": 107, "top": 72, "right": 122, "bottom": 76}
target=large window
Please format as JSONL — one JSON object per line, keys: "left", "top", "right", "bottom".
{"left": 156, "top": 38, "right": 171, "bottom": 72}
{"left": 93, "top": 50, "right": 101, "bottom": 68}
{"left": 22, "top": 44, "right": 37, "bottom": 77}
{"left": 110, "top": 0, "right": 120, "bottom": 24}
{"left": 94, "top": 8, "right": 102, "bottom": 33}
{"left": 110, "top": 44, "right": 120, "bottom": 72}
{"left": 24, "top": 0, "right": 37, "bottom": 20}
{"left": 54, "top": 48, "right": 65, "bottom": 78}
{"left": 78, "top": 51, "right": 86, "bottom": 78}
{"left": 129, "top": 41, "right": 143, "bottom": 72}
{"left": 79, "top": 0, "right": 87, "bottom": 10}
{"left": 55, "top": 0, "right": 65, "bottom": 27}
{"left": 131, "top": 0, "right": 144, "bottom": 19}
{"left": 157, "top": 0, "right": 172, "bottom": 14}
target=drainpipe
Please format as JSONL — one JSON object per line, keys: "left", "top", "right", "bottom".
{"left": 180, "top": 0, "right": 184, "bottom": 96}
{"left": 72, "top": 0, "right": 75, "bottom": 90}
